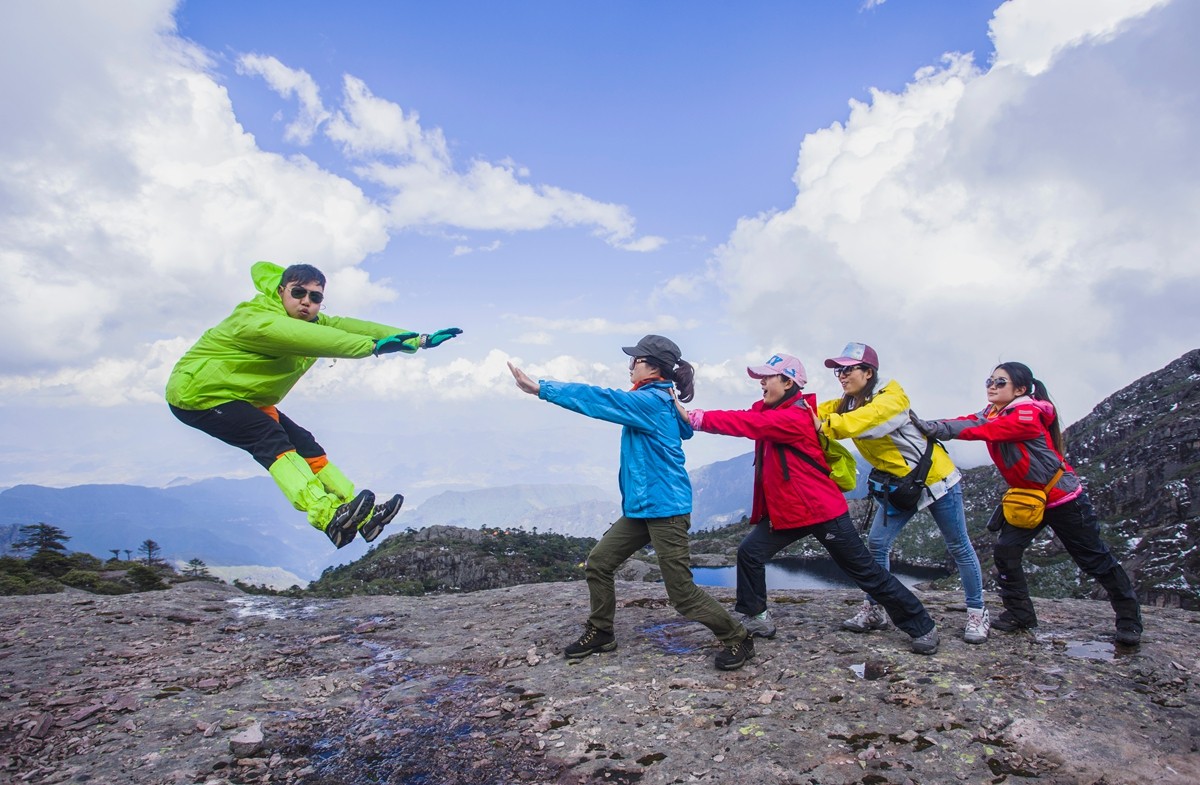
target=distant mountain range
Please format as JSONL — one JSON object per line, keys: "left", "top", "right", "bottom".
{"left": 0, "top": 463, "right": 756, "bottom": 585}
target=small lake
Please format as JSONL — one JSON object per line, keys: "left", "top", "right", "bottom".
{"left": 693, "top": 556, "right": 947, "bottom": 590}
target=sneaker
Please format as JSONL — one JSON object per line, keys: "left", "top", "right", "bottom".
{"left": 715, "top": 635, "right": 755, "bottom": 671}
{"left": 964, "top": 607, "right": 991, "bottom": 644}
{"left": 842, "top": 600, "right": 890, "bottom": 633}
{"left": 990, "top": 611, "right": 1038, "bottom": 632}
{"left": 910, "top": 626, "right": 940, "bottom": 655}
{"left": 564, "top": 624, "right": 617, "bottom": 659}
{"left": 359, "top": 493, "right": 404, "bottom": 543}
{"left": 1114, "top": 628, "right": 1142, "bottom": 646}
{"left": 325, "top": 489, "right": 375, "bottom": 548}
{"left": 739, "top": 610, "right": 777, "bottom": 639}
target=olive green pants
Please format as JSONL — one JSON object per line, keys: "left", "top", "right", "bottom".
{"left": 585, "top": 514, "right": 746, "bottom": 645}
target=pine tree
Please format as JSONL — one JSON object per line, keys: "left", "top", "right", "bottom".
{"left": 138, "top": 539, "right": 162, "bottom": 566}
{"left": 183, "top": 558, "right": 211, "bottom": 579}
{"left": 13, "top": 523, "right": 70, "bottom": 554}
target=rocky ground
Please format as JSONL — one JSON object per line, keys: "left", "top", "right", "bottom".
{"left": 1, "top": 580, "right": 1198, "bottom": 785}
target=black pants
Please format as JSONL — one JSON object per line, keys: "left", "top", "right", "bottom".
{"left": 169, "top": 402, "right": 324, "bottom": 469}
{"left": 993, "top": 493, "right": 1141, "bottom": 632}
{"left": 736, "top": 513, "right": 936, "bottom": 638}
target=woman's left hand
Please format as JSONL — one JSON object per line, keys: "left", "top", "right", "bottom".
{"left": 508, "top": 361, "right": 540, "bottom": 395}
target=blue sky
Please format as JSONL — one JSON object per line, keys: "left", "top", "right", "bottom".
{"left": 1, "top": 0, "right": 1195, "bottom": 509}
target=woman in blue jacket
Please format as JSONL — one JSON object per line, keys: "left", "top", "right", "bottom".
{"left": 508, "top": 335, "right": 753, "bottom": 671}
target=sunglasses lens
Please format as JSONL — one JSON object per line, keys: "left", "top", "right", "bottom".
{"left": 290, "top": 286, "right": 323, "bottom": 304}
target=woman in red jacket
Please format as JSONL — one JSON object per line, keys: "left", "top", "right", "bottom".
{"left": 685, "top": 353, "right": 940, "bottom": 654}
{"left": 912, "top": 361, "right": 1142, "bottom": 645}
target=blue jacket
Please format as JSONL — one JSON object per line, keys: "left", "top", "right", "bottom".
{"left": 539, "top": 380, "right": 693, "bottom": 519}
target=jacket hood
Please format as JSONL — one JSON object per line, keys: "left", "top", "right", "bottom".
{"left": 251, "top": 261, "right": 286, "bottom": 298}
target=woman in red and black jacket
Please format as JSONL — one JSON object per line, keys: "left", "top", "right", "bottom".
{"left": 685, "top": 353, "right": 940, "bottom": 655}
{"left": 913, "top": 361, "right": 1142, "bottom": 645}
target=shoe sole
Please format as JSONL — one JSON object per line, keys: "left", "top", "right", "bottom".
{"left": 360, "top": 494, "right": 404, "bottom": 543}
{"left": 326, "top": 492, "right": 374, "bottom": 549}
{"left": 963, "top": 635, "right": 989, "bottom": 644}
{"left": 747, "top": 629, "right": 777, "bottom": 639}
{"left": 564, "top": 641, "right": 617, "bottom": 659}
{"left": 716, "top": 651, "right": 755, "bottom": 671}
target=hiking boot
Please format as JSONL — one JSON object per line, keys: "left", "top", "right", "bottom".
{"left": 359, "top": 493, "right": 404, "bottom": 543}
{"left": 910, "top": 626, "right": 940, "bottom": 655}
{"left": 325, "top": 489, "right": 374, "bottom": 548}
{"left": 964, "top": 607, "right": 991, "bottom": 644}
{"left": 990, "top": 611, "right": 1038, "bottom": 632}
{"left": 715, "top": 635, "right": 755, "bottom": 671}
{"left": 564, "top": 624, "right": 617, "bottom": 659}
{"left": 1114, "top": 627, "right": 1142, "bottom": 647}
{"left": 842, "top": 600, "right": 890, "bottom": 633}
{"left": 739, "top": 610, "right": 777, "bottom": 639}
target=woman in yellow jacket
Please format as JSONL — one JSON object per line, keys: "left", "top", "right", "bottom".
{"left": 819, "top": 343, "right": 989, "bottom": 644}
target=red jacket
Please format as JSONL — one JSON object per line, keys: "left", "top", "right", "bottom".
{"left": 699, "top": 393, "right": 849, "bottom": 530}
{"left": 935, "top": 396, "right": 1082, "bottom": 507}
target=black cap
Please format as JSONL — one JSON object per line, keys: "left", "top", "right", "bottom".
{"left": 622, "top": 334, "right": 682, "bottom": 368}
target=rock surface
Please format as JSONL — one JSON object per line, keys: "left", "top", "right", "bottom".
{"left": 2, "top": 581, "right": 1198, "bottom": 785}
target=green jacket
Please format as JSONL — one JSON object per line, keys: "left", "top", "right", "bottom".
{"left": 166, "top": 262, "right": 408, "bottom": 410}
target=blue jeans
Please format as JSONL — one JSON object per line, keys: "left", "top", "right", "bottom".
{"left": 865, "top": 483, "right": 984, "bottom": 609}
{"left": 735, "top": 514, "right": 935, "bottom": 638}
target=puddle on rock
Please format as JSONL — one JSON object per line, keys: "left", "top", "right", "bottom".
{"left": 1061, "top": 640, "right": 1115, "bottom": 661}
{"left": 639, "top": 621, "right": 703, "bottom": 655}
{"left": 226, "top": 595, "right": 323, "bottom": 620}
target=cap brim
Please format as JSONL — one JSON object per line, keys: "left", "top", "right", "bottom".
{"left": 621, "top": 345, "right": 640, "bottom": 357}
{"left": 824, "top": 357, "right": 859, "bottom": 368}
{"left": 746, "top": 365, "right": 778, "bottom": 379}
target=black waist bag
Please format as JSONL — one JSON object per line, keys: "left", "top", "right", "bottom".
{"left": 867, "top": 437, "right": 937, "bottom": 513}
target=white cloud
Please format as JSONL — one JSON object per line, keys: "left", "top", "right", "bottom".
{"left": 712, "top": 0, "right": 1198, "bottom": 423}
{"left": 989, "top": 0, "right": 1171, "bottom": 75}
{"left": 237, "top": 54, "right": 330, "bottom": 143}
{"left": 504, "top": 315, "right": 701, "bottom": 335}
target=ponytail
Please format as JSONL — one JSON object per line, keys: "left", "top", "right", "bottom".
{"left": 997, "top": 362, "right": 1065, "bottom": 455}
{"left": 645, "top": 357, "right": 696, "bottom": 403}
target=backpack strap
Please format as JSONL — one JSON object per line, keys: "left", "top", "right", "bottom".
{"left": 1042, "top": 465, "right": 1065, "bottom": 494}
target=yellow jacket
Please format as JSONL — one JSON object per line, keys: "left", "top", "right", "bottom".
{"left": 818, "top": 377, "right": 960, "bottom": 509}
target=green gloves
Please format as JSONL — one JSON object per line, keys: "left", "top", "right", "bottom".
{"left": 420, "top": 327, "right": 463, "bottom": 348}
{"left": 374, "top": 328, "right": 462, "bottom": 356}
{"left": 374, "top": 332, "right": 421, "bottom": 355}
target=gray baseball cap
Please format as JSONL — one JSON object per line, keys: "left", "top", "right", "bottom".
{"left": 622, "top": 334, "right": 682, "bottom": 367}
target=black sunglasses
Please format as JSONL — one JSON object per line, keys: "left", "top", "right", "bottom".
{"left": 833, "top": 364, "right": 868, "bottom": 377}
{"left": 985, "top": 377, "right": 1009, "bottom": 389}
{"left": 629, "top": 357, "right": 650, "bottom": 370}
{"left": 288, "top": 285, "right": 324, "bottom": 304}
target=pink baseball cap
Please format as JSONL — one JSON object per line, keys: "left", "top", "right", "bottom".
{"left": 824, "top": 342, "right": 879, "bottom": 369}
{"left": 746, "top": 354, "right": 807, "bottom": 386}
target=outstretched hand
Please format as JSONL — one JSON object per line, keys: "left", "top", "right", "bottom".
{"left": 508, "top": 361, "right": 540, "bottom": 396}
{"left": 421, "top": 327, "right": 463, "bottom": 349}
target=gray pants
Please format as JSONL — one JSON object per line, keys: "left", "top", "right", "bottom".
{"left": 585, "top": 514, "right": 746, "bottom": 645}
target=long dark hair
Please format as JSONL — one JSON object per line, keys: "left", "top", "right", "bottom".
{"left": 835, "top": 365, "right": 879, "bottom": 414}
{"left": 996, "top": 361, "right": 1064, "bottom": 454}
{"left": 645, "top": 358, "right": 696, "bottom": 403}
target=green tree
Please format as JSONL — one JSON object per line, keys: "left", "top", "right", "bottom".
{"left": 13, "top": 523, "right": 70, "bottom": 554}
{"left": 182, "top": 558, "right": 212, "bottom": 579}
{"left": 138, "top": 539, "right": 162, "bottom": 566}
{"left": 127, "top": 563, "right": 168, "bottom": 591}
{"left": 109, "top": 549, "right": 122, "bottom": 562}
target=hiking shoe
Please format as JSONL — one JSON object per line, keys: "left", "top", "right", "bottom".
{"left": 325, "top": 489, "right": 374, "bottom": 549}
{"left": 910, "top": 626, "right": 940, "bottom": 655}
{"left": 964, "top": 607, "right": 991, "bottom": 644}
{"left": 842, "top": 600, "right": 890, "bottom": 633}
{"left": 715, "top": 635, "right": 755, "bottom": 671}
{"left": 739, "top": 610, "right": 777, "bottom": 639}
{"left": 990, "top": 611, "right": 1038, "bottom": 632}
{"left": 359, "top": 493, "right": 404, "bottom": 543}
{"left": 564, "top": 624, "right": 617, "bottom": 659}
{"left": 1114, "top": 628, "right": 1142, "bottom": 646}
